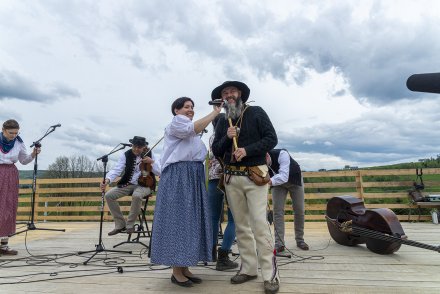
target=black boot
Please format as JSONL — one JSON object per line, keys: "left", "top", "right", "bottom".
{"left": 216, "top": 248, "right": 238, "bottom": 271}
{"left": 212, "top": 246, "right": 217, "bottom": 262}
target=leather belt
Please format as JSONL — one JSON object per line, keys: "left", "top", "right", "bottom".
{"left": 225, "top": 165, "right": 248, "bottom": 171}
{"left": 224, "top": 165, "right": 249, "bottom": 176}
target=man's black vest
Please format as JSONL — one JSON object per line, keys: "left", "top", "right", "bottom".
{"left": 268, "top": 149, "right": 302, "bottom": 186}
{"left": 117, "top": 150, "right": 138, "bottom": 187}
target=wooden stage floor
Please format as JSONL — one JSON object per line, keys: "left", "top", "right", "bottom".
{"left": 1, "top": 222, "right": 439, "bottom": 293}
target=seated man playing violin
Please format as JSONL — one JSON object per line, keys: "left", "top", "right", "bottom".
{"left": 100, "top": 136, "right": 159, "bottom": 235}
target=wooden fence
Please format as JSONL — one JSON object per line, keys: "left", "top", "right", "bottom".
{"left": 17, "top": 168, "right": 440, "bottom": 222}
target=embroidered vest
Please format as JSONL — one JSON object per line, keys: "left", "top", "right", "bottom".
{"left": 117, "top": 150, "right": 137, "bottom": 187}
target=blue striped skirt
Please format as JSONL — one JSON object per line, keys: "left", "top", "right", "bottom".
{"left": 150, "top": 161, "right": 213, "bottom": 266}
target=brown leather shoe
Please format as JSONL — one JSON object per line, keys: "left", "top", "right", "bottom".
{"left": 297, "top": 241, "right": 309, "bottom": 250}
{"left": 230, "top": 273, "right": 258, "bottom": 284}
{"left": 264, "top": 280, "right": 279, "bottom": 294}
{"left": 0, "top": 247, "right": 18, "bottom": 255}
{"left": 108, "top": 227, "right": 126, "bottom": 236}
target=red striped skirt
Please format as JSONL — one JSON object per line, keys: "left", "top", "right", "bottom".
{"left": 0, "top": 164, "right": 19, "bottom": 237}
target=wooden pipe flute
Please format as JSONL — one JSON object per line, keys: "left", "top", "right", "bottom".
{"left": 228, "top": 117, "right": 238, "bottom": 150}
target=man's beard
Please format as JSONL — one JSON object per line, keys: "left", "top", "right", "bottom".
{"left": 224, "top": 97, "right": 243, "bottom": 120}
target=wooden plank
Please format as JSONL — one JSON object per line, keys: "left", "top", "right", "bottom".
{"left": 286, "top": 214, "right": 432, "bottom": 221}
{"left": 363, "top": 192, "right": 408, "bottom": 198}
{"left": 36, "top": 196, "right": 106, "bottom": 202}
{"left": 305, "top": 182, "right": 357, "bottom": 188}
{"left": 361, "top": 168, "right": 440, "bottom": 175}
{"left": 362, "top": 181, "right": 413, "bottom": 187}
{"left": 366, "top": 204, "right": 414, "bottom": 209}
{"left": 415, "top": 202, "right": 440, "bottom": 207}
{"left": 19, "top": 176, "right": 159, "bottom": 185}
{"left": 39, "top": 207, "right": 110, "bottom": 212}
{"left": 30, "top": 215, "right": 155, "bottom": 221}
{"left": 18, "top": 188, "right": 33, "bottom": 194}
{"left": 303, "top": 170, "right": 358, "bottom": 177}
{"left": 34, "top": 187, "right": 102, "bottom": 193}
{"left": 305, "top": 192, "right": 361, "bottom": 199}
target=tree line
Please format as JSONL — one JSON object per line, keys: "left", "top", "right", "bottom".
{"left": 45, "top": 155, "right": 105, "bottom": 178}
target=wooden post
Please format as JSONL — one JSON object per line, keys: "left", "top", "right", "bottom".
{"left": 355, "top": 170, "right": 364, "bottom": 201}
{"left": 34, "top": 183, "right": 41, "bottom": 222}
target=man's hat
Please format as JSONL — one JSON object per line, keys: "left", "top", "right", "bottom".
{"left": 211, "top": 81, "right": 250, "bottom": 103}
{"left": 129, "top": 136, "right": 148, "bottom": 146}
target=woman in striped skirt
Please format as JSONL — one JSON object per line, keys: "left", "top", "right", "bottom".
{"left": 0, "top": 119, "right": 41, "bottom": 255}
{"left": 150, "top": 97, "right": 222, "bottom": 287}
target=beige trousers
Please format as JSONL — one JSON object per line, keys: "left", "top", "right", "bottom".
{"left": 105, "top": 184, "right": 151, "bottom": 229}
{"left": 225, "top": 165, "right": 277, "bottom": 281}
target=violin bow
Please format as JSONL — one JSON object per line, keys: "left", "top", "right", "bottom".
{"left": 146, "top": 136, "right": 164, "bottom": 154}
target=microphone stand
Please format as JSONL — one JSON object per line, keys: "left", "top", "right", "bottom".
{"left": 78, "top": 145, "right": 132, "bottom": 265}
{"left": 10, "top": 125, "right": 65, "bottom": 236}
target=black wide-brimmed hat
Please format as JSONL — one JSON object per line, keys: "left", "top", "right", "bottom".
{"left": 211, "top": 81, "right": 250, "bottom": 103}
{"left": 129, "top": 136, "right": 148, "bottom": 146}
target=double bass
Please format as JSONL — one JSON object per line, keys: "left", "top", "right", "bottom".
{"left": 326, "top": 195, "right": 439, "bottom": 254}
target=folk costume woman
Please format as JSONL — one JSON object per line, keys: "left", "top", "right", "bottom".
{"left": 0, "top": 119, "right": 40, "bottom": 255}
{"left": 150, "top": 97, "right": 222, "bottom": 287}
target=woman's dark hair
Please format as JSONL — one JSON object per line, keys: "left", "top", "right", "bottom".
{"left": 3, "top": 119, "right": 20, "bottom": 130}
{"left": 212, "top": 113, "right": 225, "bottom": 130}
{"left": 171, "top": 97, "right": 194, "bottom": 116}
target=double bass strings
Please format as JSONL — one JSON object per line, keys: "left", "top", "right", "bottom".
{"left": 351, "top": 224, "right": 439, "bottom": 252}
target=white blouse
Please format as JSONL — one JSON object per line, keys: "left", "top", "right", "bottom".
{"left": 0, "top": 140, "right": 34, "bottom": 165}
{"left": 159, "top": 114, "right": 207, "bottom": 172}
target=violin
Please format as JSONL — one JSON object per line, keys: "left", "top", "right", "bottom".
{"left": 136, "top": 136, "right": 164, "bottom": 191}
{"left": 138, "top": 147, "right": 156, "bottom": 190}
{"left": 326, "top": 195, "right": 439, "bottom": 254}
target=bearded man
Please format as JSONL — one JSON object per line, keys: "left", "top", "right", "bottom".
{"left": 211, "top": 81, "right": 279, "bottom": 294}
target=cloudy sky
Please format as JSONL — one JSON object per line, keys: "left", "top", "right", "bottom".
{"left": 1, "top": 0, "right": 440, "bottom": 171}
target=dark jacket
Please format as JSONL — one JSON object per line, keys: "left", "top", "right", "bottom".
{"left": 212, "top": 105, "right": 277, "bottom": 166}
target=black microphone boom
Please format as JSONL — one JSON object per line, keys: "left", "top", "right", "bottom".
{"left": 209, "top": 99, "right": 223, "bottom": 105}
{"left": 30, "top": 124, "right": 61, "bottom": 147}
{"left": 120, "top": 143, "right": 132, "bottom": 147}
{"left": 407, "top": 72, "right": 440, "bottom": 94}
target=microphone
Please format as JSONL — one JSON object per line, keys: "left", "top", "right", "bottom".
{"left": 120, "top": 143, "right": 132, "bottom": 147}
{"left": 407, "top": 73, "right": 440, "bottom": 94}
{"left": 51, "top": 123, "right": 61, "bottom": 128}
{"left": 209, "top": 99, "right": 224, "bottom": 105}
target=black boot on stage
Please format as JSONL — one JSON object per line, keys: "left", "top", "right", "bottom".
{"left": 212, "top": 245, "right": 217, "bottom": 262}
{"left": 216, "top": 248, "right": 238, "bottom": 271}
